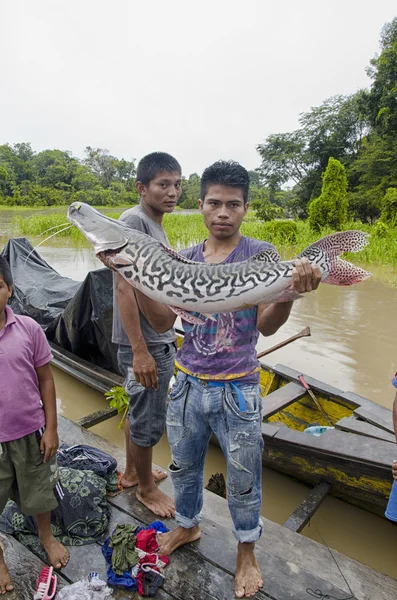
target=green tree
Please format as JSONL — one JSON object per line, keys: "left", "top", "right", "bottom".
{"left": 308, "top": 158, "right": 348, "bottom": 231}
{"left": 251, "top": 187, "right": 284, "bottom": 221}
{"left": 380, "top": 187, "right": 397, "bottom": 226}
{"left": 179, "top": 173, "right": 200, "bottom": 208}
{"left": 365, "top": 18, "right": 397, "bottom": 136}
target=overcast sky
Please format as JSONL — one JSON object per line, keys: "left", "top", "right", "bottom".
{"left": 1, "top": 1, "right": 396, "bottom": 176}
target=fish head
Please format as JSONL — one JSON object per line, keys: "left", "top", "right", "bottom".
{"left": 67, "top": 202, "right": 133, "bottom": 269}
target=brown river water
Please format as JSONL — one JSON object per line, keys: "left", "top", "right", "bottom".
{"left": 1, "top": 209, "right": 397, "bottom": 580}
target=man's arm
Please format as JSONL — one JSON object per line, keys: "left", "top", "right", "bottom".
{"left": 116, "top": 273, "right": 158, "bottom": 389}
{"left": 36, "top": 362, "right": 58, "bottom": 463}
{"left": 257, "top": 258, "right": 322, "bottom": 336}
{"left": 135, "top": 291, "right": 176, "bottom": 333}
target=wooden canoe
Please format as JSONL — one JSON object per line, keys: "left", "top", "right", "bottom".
{"left": 49, "top": 330, "right": 395, "bottom": 519}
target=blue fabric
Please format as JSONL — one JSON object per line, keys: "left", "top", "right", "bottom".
{"left": 385, "top": 481, "right": 397, "bottom": 522}
{"left": 186, "top": 375, "right": 247, "bottom": 412}
{"left": 147, "top": 521, "right": 169, "bottom": 533}
{"left": 102, "top": 536, "right": 113, "bottom": 564}
{"left": 106, "top": 566, "right": 138, "bottom": 590}
{"left": 392, "top": 373, "right": 397, "bottom": 389}
{"left": 168, "top": 372, "right": 263, "bottom": 543}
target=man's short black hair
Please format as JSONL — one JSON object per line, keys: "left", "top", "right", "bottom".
{"left": 0, "top": 256, "right": 13, "bottom": 287}
{"left": 136, "top": 152, "right": 181, "bottom": 185}
{"left": 200, "top": 160, "right": 250, "bottom": 204}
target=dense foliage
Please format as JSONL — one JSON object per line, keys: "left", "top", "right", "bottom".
{"left": 308, "top": 158, "right": 348, "bottom": 231}
{"left": 0, "top": 144, "right": 138, "bottom": 206}
{"left": 256, "top": 18, "right": 397, "bottom": 225}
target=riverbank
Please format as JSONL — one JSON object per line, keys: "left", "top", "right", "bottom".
{"left": 6, "top": 206, "right": 397, "bottom": 265}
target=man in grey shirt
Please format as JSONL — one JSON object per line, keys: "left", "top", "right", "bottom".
{"left": 112, "top": 152, "right": 182, "bottom": 518}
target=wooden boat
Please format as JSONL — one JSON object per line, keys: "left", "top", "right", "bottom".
{"left": 50, "top": 330, "right": 396, "bottom": 521}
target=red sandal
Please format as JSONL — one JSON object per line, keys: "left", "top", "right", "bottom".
{"left": 33, "top": 566, "right": 57, "bottom": 600}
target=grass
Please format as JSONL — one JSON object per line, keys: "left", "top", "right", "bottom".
{"left": 9, "top": 210, "right": 397, "bottom": 266}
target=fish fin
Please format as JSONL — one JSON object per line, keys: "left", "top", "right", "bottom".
{"left": 299, "top": 230, "right": 370, "bottom": 260}
{"left": 160, "top": 244, "right": 202, "bottom": 264}
{"left": 251, "top": 248, "right": 281, "bottom": 263}
{"left": 322, "top": 257, "right": 372, "bottom": 286}
{"left": 169, "top": 306, "right": 208, "bottom": 325}
{"left": 202, "top": 312, "right": 217, "bottom": 321}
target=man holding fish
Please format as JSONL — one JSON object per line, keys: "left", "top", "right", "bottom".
{"left": 68, "top": 159, "right": 370, "bottom": 598}
{"left": 138, "top": 160, "right": 322, "bottom": 598}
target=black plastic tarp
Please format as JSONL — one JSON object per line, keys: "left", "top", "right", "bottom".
{"left": 1, "top": 238, "right": 120, "bottom": 374}
{"left": 46, "top": 268, "right": 120, "bottom": 374}
{"left": 1, "top": 238, "right": 81, "bottom": 329}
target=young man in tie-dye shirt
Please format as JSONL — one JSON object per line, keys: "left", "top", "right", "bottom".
{"left": 139, "top": 160, "right": 322, "bottom": 598}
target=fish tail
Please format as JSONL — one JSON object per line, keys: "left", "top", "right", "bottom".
{"left": 299, "top": 230, "right": 372, "bottom": 286}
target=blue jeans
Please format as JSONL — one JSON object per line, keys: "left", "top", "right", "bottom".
{"left": 118, "top": 343, "right": 176, "bottom": 448}
{"left": 167, "top": 371, "right": 263, "bottom": 543}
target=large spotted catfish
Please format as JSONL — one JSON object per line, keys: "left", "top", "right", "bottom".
{"left": 67, "top": 202, "right": 371, "bottom": 325}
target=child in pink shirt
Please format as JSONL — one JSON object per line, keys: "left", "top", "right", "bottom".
{"left": 0, "top": 256, "right": 69, "bottom": 594}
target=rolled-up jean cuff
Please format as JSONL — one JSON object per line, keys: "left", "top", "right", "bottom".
{"left": 233, "top": 518, "right": 263, "bottom": 543}
{"left": 175, "top": 511, "right": 202, "bottom": 529}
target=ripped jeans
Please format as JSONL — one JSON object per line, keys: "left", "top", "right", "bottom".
{"left": 166, "top": 371, "right": 263, "bottom": 543}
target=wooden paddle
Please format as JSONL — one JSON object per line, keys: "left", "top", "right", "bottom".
{"left": 298, "top": 374, "right": 334, "bottom": 427}
{"left": 257, "top": 326, "right": 311, "bottom": 359}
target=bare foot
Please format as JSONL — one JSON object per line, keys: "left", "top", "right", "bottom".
{"left": 121, "top": 468, "right": 168, "bottom": 489}
{"left": 158, "top": 525, "right": 201, "bottom": 555}
{"left": 0, "top": 560, "right": 13, "bottom": 595}
{"left": 234, "top": 542, "right": 263, "bottom": 598}
{"left": 136, "top": 485, "right": 175, "bottom": 518}
{"left": 40, "top": 535, "right": 69, "bottom": 570}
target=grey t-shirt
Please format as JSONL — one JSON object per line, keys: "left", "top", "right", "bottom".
{"left": 112, "top": 205, "right": 175, "bottom": 347}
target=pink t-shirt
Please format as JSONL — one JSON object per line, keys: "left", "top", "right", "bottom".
{"left": 0, "top": 306, "right": 52, "bottom": 442}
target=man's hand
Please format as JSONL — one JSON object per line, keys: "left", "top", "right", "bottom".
{"left": 40, "top": 428, "right": 59, "bottom": 463}
{"left": 133, "top": 349, "right": 158, "bottom": 390}
{"left": 292, "top": 258, "right": 322, "bottom": 294}
{"left": 392, "top": 460, "right": 397, "bottom": 481}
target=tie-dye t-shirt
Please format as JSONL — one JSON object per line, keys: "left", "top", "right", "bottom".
{"left": 175, "top": 236, "right": 276, "bottom": 384}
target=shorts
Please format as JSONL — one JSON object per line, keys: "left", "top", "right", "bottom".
{"left": 117, "top": 343, "right": 176, "bottom": 447}
{"left": 0, "top": 429, "right": 61, "bottom": 516}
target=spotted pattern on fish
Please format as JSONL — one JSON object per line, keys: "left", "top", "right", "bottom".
{"left": 67, "top": 202, "right": 372, "bottom": 315}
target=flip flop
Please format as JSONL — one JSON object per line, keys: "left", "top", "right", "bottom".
{"left": 33, "top": 566, "right": 57, "bottom": 600}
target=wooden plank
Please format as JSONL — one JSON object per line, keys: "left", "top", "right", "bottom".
{"left": 271, "top": 363, "right": 351, "bottom": 400}
{"left": 261, "top": 382, "right": 306, "bottom": 420}
{"left": 354, "top": 407, "right": 395, "bottom": 435}
{"left": 51, "top": 356, "right": 112, "bottom": 393}
{"left": 0, "top": 534, "right": 68, "bottom": 600}
{"left": 283, "top": 482, "right": 331, "bottom": 533}
{"left": 50, "top": 342, "right": 123, "bottom": 387}
{"left": 76, "top": 406, "right": 118, "bottom": 428}
{"left": 57, "top": 416, "right": 397, "bottom": 600}
{"left": 336, "top": 416, "right": 396, "bottom": 443}
{"left": 272, "top": 425, "right": 395, "bottom": 469}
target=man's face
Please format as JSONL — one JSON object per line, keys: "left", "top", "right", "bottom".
{"left": 0, "top": 276, "right": 12, "bottom": 314}
{"left": 199, "top": 184, "right": 248, "bottom": 239}
{"left": 138, "top": 170, "right": 182, "bottom": 214}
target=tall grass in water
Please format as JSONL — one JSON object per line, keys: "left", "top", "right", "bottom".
{"left": 12, "top": 211, "right": 123, "bottom": 242}
{"left": 11, "top": 211, "right": 397, "bottom": 266}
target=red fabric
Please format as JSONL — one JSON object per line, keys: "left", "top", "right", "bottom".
{"left": 136, "top": 529, "right": 159, "bottom": 553}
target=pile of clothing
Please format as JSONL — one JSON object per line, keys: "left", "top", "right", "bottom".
{"left": 0, "top": 444, "right": 119, "bottom": 553}
{"left": 57, "top": 444, "right": 122, "bottom": 496}
{"left": 102, "top": 522, "right": 170, "bottom": 597}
